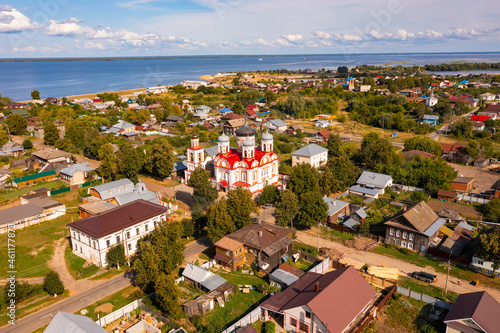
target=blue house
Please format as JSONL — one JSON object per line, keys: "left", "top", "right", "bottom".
{"left": 219, "top": 107, "right": 232, "bottom": 114}
{"left": 421, "top": 115, "right": 439, "bottom": 126}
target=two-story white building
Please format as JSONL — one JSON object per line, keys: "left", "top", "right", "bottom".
{"left": 291, "top": 144, "right": 328, "bottom": 168}
{"left": 67, "top": 199, "right": 168, "bottom": 267}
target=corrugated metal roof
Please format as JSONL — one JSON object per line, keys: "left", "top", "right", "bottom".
{"left": 13, "top": 170, "right": 57, "bottom": 184}
{"left": 182, "top": 263, "right": 226, "bottom": 291}
{"left": 423, "top": 218, "right": 446, "bottom": 237}
{"left": 270, "top": 268, "right": 300, "bottom": 286}
{"left": 60, "top": 162, "right": 94, "bottom": 176}
{"left": 355, "top": 208, "right": 367, "bottom": 219}
{"left": 343, "top": 218, "right": 360, "bottom": 230}
{"left": 349, "top": 186, "right": 380, "bottom": 196}
{"left": 356, "top": 171, "right": 392, "bottom": 189}
{"left": 323, "top": 197, "right": 349, "bottom": 216}
{"left": 439, "top": 225, "right": 454, "bottom": 237}
{"left": 44, "top": 312, "right": 107, "bottom": 333}
{"left": 291, "top": 144, "right": 328, "bottom": 157}
{"left": 89, "top": 178, "right": 134, "bottom": 200}
{"left": 0, "top": 203, "right": 44, "bottom": 226}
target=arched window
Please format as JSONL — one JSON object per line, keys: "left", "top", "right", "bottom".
{"left": 235, "top": 173, "right": 239, "bottom": 181}
{"left": 253, "top": 172, "right": 256, "bottom": 182}
{"left": 271, "top": 165, "right": 275, "bottom": 173}
{"left": 243, "top": 173, "right": 247, "bottom": 182}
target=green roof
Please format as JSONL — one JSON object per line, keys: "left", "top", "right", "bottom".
{"left": 13, "top": 170, "right": 57, "bottom": 184}
{"left": 10, "top": 109, "right": 29, "bottom": 117}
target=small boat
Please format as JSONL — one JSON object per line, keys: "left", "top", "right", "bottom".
{"left": 305, "top": 57, "right": 312, "bottom": 59}
{"left": 258, "top": 58, "right": 263, "bottom": 61}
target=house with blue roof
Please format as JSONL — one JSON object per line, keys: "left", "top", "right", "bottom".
{"left": 384, "top": 201, "right": 445, "bottom": 253}
{"left": 291, "top": 144, "right": 328, "bottom": 168}
{"left": 219, "top": 107, "right": 232, "bottom": 114}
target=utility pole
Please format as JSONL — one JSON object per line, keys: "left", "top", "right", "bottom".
{"left": 317, "top": 221, "right": 320, "bottom": 252}
{"left": 444, "top": 251, "right": 452, "bottom": 294}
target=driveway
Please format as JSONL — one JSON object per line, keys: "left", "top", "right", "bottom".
{"left": 449, "top": 162, "right": 499, "bottom": 194}
{"left": 296, "top": 229, "right": 500, "bottom": 302}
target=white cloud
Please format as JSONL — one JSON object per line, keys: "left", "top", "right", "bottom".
{"left": 116, "top": 0, "right": 162, "bottom": 9}
{"left": 0, "top": 7, "right": 39, "bottom": 33}
{"left": 240, "top": 38, "right": 273, "bottom": 48}
{"left": 313, "top": 31, "right": 331, "bottom": 39}
{"left": 84, "top": 41, "right": 106, "bottom": 50}
{"left": 46, "top": 19, "right": 92, "bottom": 37}
{"left": 281, "top": 34, "right": 302, "bottom": 42}
{"left": 12, "top": 45, "right": 35, "bottom": 52}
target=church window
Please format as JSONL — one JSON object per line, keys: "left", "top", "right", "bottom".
{"left": 243, "top": 173, "right": 247, "bottom": 182}
{"left": 253, "top": 172, "right": 256, "bottom": 181}
{"left": 235, "top": 173, "right": 239, "bottom": 181}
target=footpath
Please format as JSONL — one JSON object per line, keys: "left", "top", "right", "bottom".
{"left": 296, "top": 230, "right": 500, "bottom": 302}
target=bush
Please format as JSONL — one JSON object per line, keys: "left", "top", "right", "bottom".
{"left": 22, "top": 138, "right": 33, "bottom": 149}
{"left": 263, "top": 321, "right": 276, "bottom": 333}
{"left": 43, "top": 271, "right": 64, "bottom": 295}
{"left": 106, "top": 243, "right": 126, "bottom": 268}
{"left": 3, "top": 281, "right": 44, "bottom": 305}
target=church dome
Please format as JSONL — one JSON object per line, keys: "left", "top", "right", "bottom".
{"left": 262, "top": 131, "right": 273, "bottom": 141}
{"left": 218, "top": 133, "right": 230, "bottom": 143}
{"left": 191, "top": 133, "right": 199, "bottom": 139}
{"left": 235, "top": 122, "right": 256, "bottom": 137}
{"left": 243, "top": 137, "right": 254, "bottom": 147}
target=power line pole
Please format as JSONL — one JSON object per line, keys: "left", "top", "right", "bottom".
{"left": 317, "top": 221, "right": 320, "bottom": 252}
{"left": 444, "top": 251, "right": 452, "bottom": 294}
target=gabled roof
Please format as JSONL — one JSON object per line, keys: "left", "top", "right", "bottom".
{"left": 269, "top": 268, "right": 300, "bottom": 286}
{"left": 44, "top": 311, "right": 107, "bottom": 333}
{"left": 89, "top": 178, "right": 134, "bottom": 200}
{"left": 67, "top": 200, "right": 167, "bottom": 238}
{"left": 182, "top": 263, "right": 227, "bottom": 291}
{"left": 444, "top": 291, "right": 500, "bottom": 333}
{"left": 292, "top": 144, "right": 328, "bottom": 157}
{"left": 423, "top": 115, "right": 439, "bottom": 120}
{"left": 261, "top": 266, "right": 377, "bottom": 333}
{"left": 316, "top": 130, "right": 331, "bottom": 139}
{"left": 269, "top": 119, "right": 287, "bottom": 128}
{"left": 385, "top": 201, "right": 443, "bottom": 236}
{"left": 356, "top": 171, "right": 392, "bottom": 189}
{"left": 0, "top": 203, "right": 44, "bottom": 227}
{"left": 451, "top": 176, "right": 475, "bottom": 184}
{"left": 226, "top": 222, "right": 292, "bottom": 251}
{"left": 60, "top": 162, "right": 94, "bottom": 176}
{"left": 32, "top": 149, "right": 72, "bottom": 161}
{"left": 323, "top": 197, "right": 349, "bottom": 216}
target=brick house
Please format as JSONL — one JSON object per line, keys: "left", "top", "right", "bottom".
{"left": 450, "top": 177, "right": 475, "bottom": 193}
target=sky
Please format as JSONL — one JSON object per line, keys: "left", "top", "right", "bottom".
{"left": 0, "top": 0, "right": 499, "bottom": 58}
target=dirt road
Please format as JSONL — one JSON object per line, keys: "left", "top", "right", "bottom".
{"left": 296, "top": 230, "right": 500, "bottom": 302}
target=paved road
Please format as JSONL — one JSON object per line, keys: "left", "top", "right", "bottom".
{"left": 297, "top": 229, "right": 500, "bottom": 302}
{"left": 0, "top": 273, "right": 133, "bottom": 333}
{"left": 184, "top": 236, "right": 212, "bottom": 263}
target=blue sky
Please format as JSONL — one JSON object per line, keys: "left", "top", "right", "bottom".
{"left": 0, "top": 0, "right": 499, "bottom": 57}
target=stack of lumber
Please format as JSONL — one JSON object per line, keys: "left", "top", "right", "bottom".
{"left": 367, "top": 266, "right": 399, "bottom": 280}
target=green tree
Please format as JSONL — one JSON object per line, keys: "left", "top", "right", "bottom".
{"left": 43, "top": 271, "right": 64, "bottom": 295}
{"left": 326, "top": 134, "right": 344, "bottom": 157}
{"left": 227, "top": 187, "right": 254, "bottom": 229}
{"left": 361, "top": 138, "right": 398, "bottom": 170}
{"left": 275, "top": 190, "right": 299, "bottom": 228}
{"left": 43, "top": 122, "right": 60, "bottom": 145}
{"left": 5, "top": 114, "right": 27, "bottom": 135}
{"left": 298, "top": 191, "right": 328, "bottom": 228}
{"left": 403, "top": 136, "right": 442, "bottom": 156}
{"left": 482, "top": 198, "right": 500, "bottom": 223}
{"left": 206, "top": 199, "right": 234, "bottom": 241}
{"left": 450, "top": 118, "right": 473, "bottom": 138}
{"left": 263, "top": 321, "right": 276, "bottom": 333}
{"left": 361, "top": 132, "right": 380, "bottom": 149}
{"left": 320, "top": 156, "right": 360, "bottom": 194}
{"left": 116, "top": 145, "right": 144, "bottom": 183}
{"left": 182, "top": 218, "right": 195, "bottom": 238}
{"left": 133, "top": 242, "right": 161, "bottom": 292}
{"left": 287, "top": 163, "right": 320, "bottom": 200}
{"left": 188, "top": 166, "right": 218, "bottom": 216}
{"left": 106, "top": 243, "right": 126, "bottom": 268}
{"left": 98, "top": 143, "right": 116, "bottom": 182}
{"left": 409, "top": 191, "right": 428, "bottom": 203}
{"left": 31, "top": 90, "right": 40, "bottom": 100}
{"left": 22, "top": 138, "right": 33, "bottom": 150}
{"left": 144, "top": 138, "right": 175, "bottom": 178}
{"left": 284, "top": 92, "right": 307, "bottom": 117}
{"left": 0, "top": 130, "right": 8, "bottom": 146}
{"left": 155, "top": 273, "right": 181, "bottom": 319}
{"left": 258, "top": 185, "right": 280, "bottom": 205}
{"left": 476, "top": 226, "right": 500, "bottom": 276}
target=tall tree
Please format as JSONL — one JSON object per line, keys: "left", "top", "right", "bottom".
{"left": 206, "top": 199, "right": 234, "bottom": 242}
{"left": 403, "top": 136, "right": 442, "bottom": 156}
{"left": 275, "top": 190, "right": 299, "bottom": 228}
{"left": 326, "top": 134, "right": 344, "bottom": 157}
{"left": 144, "top": 138, "right": 175, "bottom": 178}
{"left": 115, "top": 145, "right": 144, "bottom": 183}
{"left": 0, "top": 130, "right": 8, "bottom": 146}
{"left": 320, "top": 156, "right": 360, "bottom": 194}
{"left": 298, "top": 191, "right": 328, "bottom": 228}
{"left": 43, "top": 122, "right": 60, "bottom": 145}
{"left": 5, "top": 114, "right": 27, "bottom": 135}
{"left": 482, "top": 198, "right": 500, "bottom": 223}
{"left": 31, "top": 90, "right": 40, "bottom": 100}
{"left": 476, "top": 226, "right": 500, "bottom": 276}
{"left": 43, "top": 271, "right": 64, "bottom": 295}
{"left": 227, "top": 187, "right": 254, "bottom": 229}
{"left": 188, "top": 166, "right": 218, "bottom": 216}
{"left": 106, "top": 243, "right": 126, "bottom": 268}
{"left": 155, "top": 273, "right": 181, "bottom": 319}
{"left": 98, "top": 143, "right": 116, "bottom": 182}
{"left": 361, "top": 138, "right": 398, "bottom": 170}
{"left": 287, "top": 163, "right": 320, "bottom": 200}
{"left": 258, "top": 185, "right": 280, "bottom": 205}
{"left": 133, "top": 242, "right": 161, "bottom": 293}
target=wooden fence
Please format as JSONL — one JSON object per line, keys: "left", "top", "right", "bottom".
{"left": 352, "top": 285, "right": 397, "bottom": 332}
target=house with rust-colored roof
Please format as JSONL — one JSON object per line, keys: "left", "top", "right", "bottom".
{"left": 444, "top": 291, "right": 500, "bottom": 333}
{"left": 67, "top": 199, "right": 168, "bottom": 267}
{"left": 214, "top": 221, "right": 292, "bottom": 272}
{"left": 261, "top": 266, "right": 377, "bottom": 333}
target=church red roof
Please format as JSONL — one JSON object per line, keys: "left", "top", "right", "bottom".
{"left": 218, "top": 148, "right": 275, "bottom": 169}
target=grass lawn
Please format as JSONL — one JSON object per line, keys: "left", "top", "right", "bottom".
{"left": 398, "top": 276, "right": 458, "bottom": 302}
{"left": 1, "top": 181, "right": 65, "bottom": 199}
{"left": 77, "top": 285, "right": 145, "bottom": 321}
{"left": 376, "top": 295, "right": 447, "bottom": 333}
{"left": 215, "top": 269, "right": 268, "bottom": 287}
{"left": 0, "top": 212, "right": 78, "bottom": 278}
{"left": 89, "top": 267, "right": 130, "bottom": 280}
{"left": 65, "top": 245, "right": 99, "bottom": 280}
{"left": 320, "top": 227, "right": 355, "bottom": 242}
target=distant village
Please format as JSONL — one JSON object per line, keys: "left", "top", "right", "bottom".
{"left": 1, "top": 65, "right": 500, "bottom": 333}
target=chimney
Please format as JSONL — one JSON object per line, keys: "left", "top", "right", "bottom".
{"left": 314, "top": 282, "right": 320, "bottom": 292}
{"left": 258, "top": 231, "right": 263, "bottom": 237}
{"left": 333, "top": 200, "right": 336, "bottom": 206}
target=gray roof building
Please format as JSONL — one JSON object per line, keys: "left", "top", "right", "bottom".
{"left": 44, "top": 311, "right": 107, "bottom": 333}
{"left": 291, "top": 144, "right": 328, "bottom": 157}
{"left": 114, "top": 182, "right": 161, "bottom": 206}
{"left": 204, "top": 146, "right": 219, "bottom": 157}
{"left": 89, "top": 178, "right": 134, "bottom": 200}
{"left": 269, "top": 268, "right": 300, "bottom": 287}
{"left": 356, "top": 171, "right": 393, "bottom": 191}
{"left": 0, "top": 204, "right": 44, "bottom": 227}
{"left": 269, "top": 119, "right": 287, "bottom": 128}
{"left": 323, "top": 197, "right": 349, "bottom": 217}
{"left": 60, "top": 162, "right": 94, "bottom": 176}
{"left": 182, "top": 263, "right": 227, "bottom": 291}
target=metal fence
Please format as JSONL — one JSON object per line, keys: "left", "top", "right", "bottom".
{"left": 308, "top": 257, "right": 331, "bottom": 274}
{"left": 220, "top": 306, "right": 262, "bottom": 333}
{"left": 50, "top": 186, "right": 71, "bottom": 196}
{"left": 393, "top": 184, "right": 425, "bottom": 192}
{"left": 396, "top": 286, "right": 453, "bottom": 310}
{"left": 96, "top": 298, "right": 172, "bottom": 327}
{"left": 457, "top": 194, "right": 489, "bottom": 204}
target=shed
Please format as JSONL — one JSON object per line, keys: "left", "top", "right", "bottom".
{"left": 474, "top": 158, "right": 489, "bottom": 167}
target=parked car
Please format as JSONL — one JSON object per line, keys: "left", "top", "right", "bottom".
{"left": 262, "top": 203, "right": 273, "bottom": 209}
{"left": 412, "top": 271, "right": 437, "bottom": 283}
